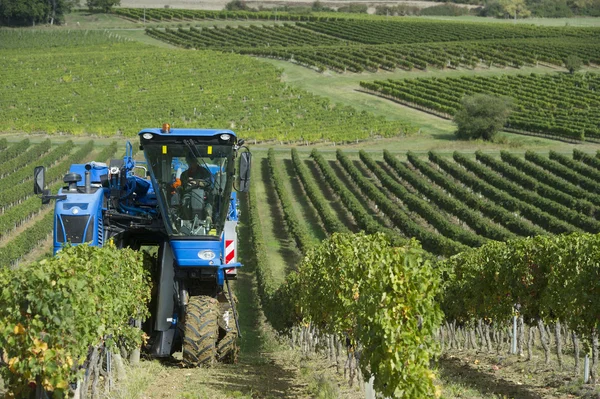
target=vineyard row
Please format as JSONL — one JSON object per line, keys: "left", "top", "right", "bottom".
{"left": 268, "top": 149, "right": 600, "bottom": 257}
{"left": 1, "top": 41, "right": 410, "bottom": 141}
{"left": 146, "top": 25, "right": 600, "bottom": 73}
{"left": 361, "top": 72, "right": 600, "bottom": 141}
{"left": 258, "top": 150, "right": 600, "bottom": 395}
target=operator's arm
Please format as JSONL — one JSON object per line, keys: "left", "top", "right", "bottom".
{"left": 172, "top": 167, "right": 183, "bottom": 189}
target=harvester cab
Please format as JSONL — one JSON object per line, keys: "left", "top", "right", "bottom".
{"left": 34, "top": 126, "right": 252, "bottom": 366}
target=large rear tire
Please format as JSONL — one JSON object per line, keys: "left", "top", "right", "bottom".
{"left": 182, "top": 296, "right": 219, "bottom": 367}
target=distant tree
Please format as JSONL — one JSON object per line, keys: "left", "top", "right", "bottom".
{"left": 528, "top": 0, "right": 573, "bottom": 17}
{"left": 224, "top": 0, "right": 250, "bottom": 11}
{"left": 499, "top": 0, "right": 531, "bottom": 18}
{"left": 375, "top": 4, "right": 421, "bottom": 15}
{"left": 479, "top": 0, "right": 506, "bottom": 16}
{"left": 420, "top": 3, "right": 471, "bottom": 15}
{"left": 564, "top": 55, "right": 583, "bottom": 74}
{"left": 569, "top": 0, "right": 593, "bottom": 11}
{"left": 86, "top": 0, "right": 120, "bottom": 12}
{"left": 568, "top": 0, "right": 600, "bottom": 15}
{"left": 0, "top": 0, "right": 76, "bottom": 26}
{"left": 312, "top": 0, "right": 334, "bottom": 11}
{"left": 453, "top": 94, "right": 513, "bottom": 141}
{"left": 336, "top": 3, "right": 368, "bottom": 13}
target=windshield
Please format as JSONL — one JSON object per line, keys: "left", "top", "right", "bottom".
{"left": 144, "top": 141, "right": 234, "bottom": 238}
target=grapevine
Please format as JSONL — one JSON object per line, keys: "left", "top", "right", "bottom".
{"left": 291, "top": 232, "right": 442, "bottom": 398}
{"left": 431, "top": 151, "right": 578, "bottom": 234}
{"left": 359, "top": 150, "right": 486, "bottom": 247}
{"left": 453, "top": 152, "right": 589, "bottom": 233}
{"left": 267, "top": 148, "right": 314, "bottom": 253}
{"left": 476, "top": 150, "right": 597, "bottom": 216}
{"left": 311, "top": 149, "right": 405, "bottom": 247}
{"left": 361, "top": 73, "right": 600, "bottom": 141}
{"left": 336, "top": 149, "right": 467, "bottom": 256}
{"left": 380, "top": 150, "right": 515, "bottom": 242}
{"left": 0, "top": 140, "right": 51, "bottom": 179}
{"left": 501, "top": 151, "right": 600, "bottom": 206}
{"left": 0, "top": 244, "right": 151, "bottom": 397}
{"left": 291, "top": 148, "right": 349, "bottom": 235}
{"left": 400, "top": 152, "right": 545, "bottom": 237}
{"left": 0, "top": 32, "right": 410, "bottom": 142}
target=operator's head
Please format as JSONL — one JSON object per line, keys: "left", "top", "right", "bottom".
{"left": 186, "top": 154, "right": 198, "bottom": 167}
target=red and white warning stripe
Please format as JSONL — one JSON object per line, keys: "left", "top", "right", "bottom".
{"left": 225, "top": 239, "right": 235, "bottom": 272}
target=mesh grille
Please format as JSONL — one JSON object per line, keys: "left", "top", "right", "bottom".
{"left": 59, "top": 215, "right": 91, "bottom": 244}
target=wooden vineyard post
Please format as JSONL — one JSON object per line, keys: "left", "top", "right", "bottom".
{"left": 511, "top": 316, "right": 517, "bottom": 355}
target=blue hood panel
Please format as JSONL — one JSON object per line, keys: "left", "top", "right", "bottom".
{"left": 170, "top": 239, "right": 223, "bottom": 267}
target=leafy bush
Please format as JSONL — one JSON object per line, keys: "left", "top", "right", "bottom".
{"left": 336, "top": 4, "right": 368, "bottom": 13}
{"left": 0, "top": 0, "right": 74, "bottom": 26}
{"left": 375, "top": 3, "right": 470, "bottom": 15}
{"left": 454, "top": 94, "right": 513, "bottom": 141}
{"left": 225, "top": 0, "right": 251, "bottom": 11}
{"left": 421, "top": 3, "right": 471, "bottom": 15}
{"left": 441, "top": 232, "right": 600, "bottom": 344}
{"left": 479, "top": 0, "right": 508, "bottom": 16}
{"left": 374, "top": 4, "right": 421, "bottom": 15}
{"left": 0, "top": 244, "right": 151, "bottom": 397}
{"left": 86, "top": 0, "right": 120, "bottom": 13}
{"left": 528, "top": 0, "right": 573, "bottom": 17}
{"left": 290, "top": 233, "right": 442, "bottom": 398}
{"left": 311, "top": 0, "right": 334, "bottom": 11}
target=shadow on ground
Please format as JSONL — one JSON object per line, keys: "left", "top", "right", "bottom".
{"left": 439, "top": 355, "right": 544, "bottom": 399}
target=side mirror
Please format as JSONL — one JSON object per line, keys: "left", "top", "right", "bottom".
{"left": 238, "top": 152, "right": 251, "bottom": 193}
{"left": 34, "top": 166, "right": 45, "bottom": 195}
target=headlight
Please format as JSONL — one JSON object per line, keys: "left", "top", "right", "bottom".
{"left": 142, "top": 133, "right": 153, "bottom": 140}
{"left": 220, "top": 134, "right": 231, "bottom": 141}
{"left": 198, "top": 250, "right": 216, "bottom": 260}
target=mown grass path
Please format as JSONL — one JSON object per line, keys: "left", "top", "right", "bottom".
{"left": 254, "top": 152, "right": 301, "bottom": 283}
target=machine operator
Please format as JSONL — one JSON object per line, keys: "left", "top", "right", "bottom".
{"left": 171, "top": 155, "right": 214, "bottom": 233}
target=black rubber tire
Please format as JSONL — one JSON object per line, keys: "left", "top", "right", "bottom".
{"left": 182, "top": 296, "right": 219, "bottom": 367}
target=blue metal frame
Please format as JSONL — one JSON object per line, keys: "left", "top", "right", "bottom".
{"left": 138, "top": 128, "right": 237, "bottom": 139}
{"left": 52, "top": 131, "right": 243, "bottom": 280}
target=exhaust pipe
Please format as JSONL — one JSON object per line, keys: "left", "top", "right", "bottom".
{"left": 85, "top": 171, "right": 91, "bottom": 194}
{"left": 85, "top": 163, "right": 96, "bottom": 194}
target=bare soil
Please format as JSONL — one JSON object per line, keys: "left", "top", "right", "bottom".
{"left": 438, "top": 349, "right": 600, "bottom": 398}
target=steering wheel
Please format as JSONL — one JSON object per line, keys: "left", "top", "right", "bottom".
{"left": 187, "top": 176, "right": 210, "bottom": 189}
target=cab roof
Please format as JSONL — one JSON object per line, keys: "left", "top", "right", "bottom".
{"left": 138, "top": 128, "right": 236, "bottom": 138}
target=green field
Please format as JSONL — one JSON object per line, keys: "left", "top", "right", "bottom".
{"left": 421, "top": 15, "right": 600, "bottom": 26}
{"left": 251, "top": 145, "right": 600, "bottom": 397}
{"left": 0, "top": 30, "right": 409, "bottom": 141}
{"left": 362, "top": 72, "right": 600, "bottom": 140}
{"left": 142, "top": 17, "right": 600, "bottom": 143}
{"left": 3, "top": 9, "right": 600, "bottom": 399}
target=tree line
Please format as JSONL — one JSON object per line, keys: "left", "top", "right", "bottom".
{"left": 0, "top": 0, "right": 120, "bottom": 26}
{"left": 376, "top": 0, "right": 600, "bottom": 17}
